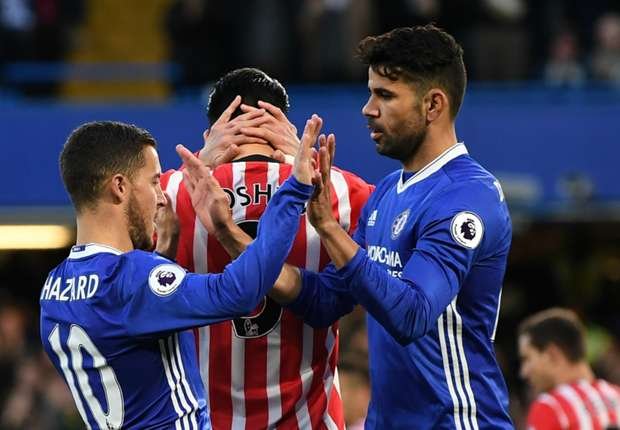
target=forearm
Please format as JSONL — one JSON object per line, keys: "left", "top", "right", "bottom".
{"left": 269, "top": 264, "right": 302, "bottom": 305}
{"left": 213, "top": 223, "right": 252, "bottom": 259}
{"left": 315, "top": 221, "right": 360, "bottom": 269}
{"left": 217, "top": 177, "right": 313, "bottom": 312}
{"left": 339, "top": 249, "right": 440, "bottom": 345}
{"left": 154, "top": 231, "right": 179, "bottom": 260}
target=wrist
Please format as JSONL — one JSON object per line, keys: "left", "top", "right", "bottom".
{"left": 314, "top": 219, "right": 341, "bottom": 236}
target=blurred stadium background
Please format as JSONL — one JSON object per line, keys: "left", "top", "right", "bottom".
{"left": 1, "top": 0, "right": 620, "bottom": 428}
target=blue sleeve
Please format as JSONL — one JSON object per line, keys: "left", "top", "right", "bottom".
{"left": 120, "top": 176, "right": 314, "bottom": 337}
{"left": 285, "top": 203, "right": 370, "bottom": 327}
{"left": 337, "top": 182, "right": 505, "bottom": 345}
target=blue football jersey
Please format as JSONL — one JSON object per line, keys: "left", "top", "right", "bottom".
{"left": 40, "top": 176, "right": 313, "bottom": 430}
{"left": 289, "top": 144, "right": 514, "bottom": 429}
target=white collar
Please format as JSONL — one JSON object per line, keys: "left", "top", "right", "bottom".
{"left": 69, "top": 243, "right": 123, "bottom": 259}
{"left": 397, "top": 142, "right": 468, "bottom": 194}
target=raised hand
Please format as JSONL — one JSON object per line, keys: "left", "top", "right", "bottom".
{"left": 198, "top": 95, "right": 272, "bottom": 168}
{"left": 239, "top": 100, "right": 299, "bottom": 161}
{"left": 293, "top": 114, "right": 323, "bottom": 186}
{"left": 176, "top": 144, "right": 233, "bottom": 234}
{"left": 307, "top": 133, "right": 337, "bottom": 231}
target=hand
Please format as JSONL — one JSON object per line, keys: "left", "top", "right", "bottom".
{"left": 154, "top": 191, "right": 180, "bottom": 259}
{"left": 293, "top": 114, "right": 323, "bottom": 186}
{"left": 307, "top": 133, "right": 337, "bottom": 232}
{"left": 239, "top": 100, "right": 300, "bottom": 162}
{"left": 198, "top": 95, "right": 271, "bottom": 168}
{"left": 176, "top": 144, "right": 234, "bottom": 235}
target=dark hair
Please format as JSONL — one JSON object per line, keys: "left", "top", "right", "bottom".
{"left": 59, "top": 121, "right": 156, "bottom": 212}
{"left": 207, "top": 67, "right": 289, "bottom": 124}
{"left": 357, "top": 24, "right": 466, "bottom": 119}
{"left": 518, "top": 308, "right": 587, "bottom": 363}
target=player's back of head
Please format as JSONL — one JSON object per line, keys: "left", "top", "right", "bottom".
{"left": 60, "top": 121, "right": 156, "bottom": 213}
{"left": 357, "top": 24, "right": 466, "bottom": 119}
{"left": 518, "top": 308, "right": 587, "bottom": 363}
{"left": 207, "top": 67, "right": 289, "bottom": 125}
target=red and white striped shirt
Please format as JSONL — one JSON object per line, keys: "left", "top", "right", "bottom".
{"left": 527, "top": 379, "right": 620, "bottom": 430}
{"left": 162, "top": 155, "right": 373, "bottom": 430}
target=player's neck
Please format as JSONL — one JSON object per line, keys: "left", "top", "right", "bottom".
{"left": 75, "top": 209, "right": 134, "bottom": 253}
{"left": 233, "top": 144, "right": 273, "bottom": 160}
{"left": 555, "top": 362, "right": 594, "bottom": 387}
{"left": 402, "top": 124, "right": 458, "bottom": 172}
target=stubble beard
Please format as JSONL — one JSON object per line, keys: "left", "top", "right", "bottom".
{"left": 126, "top": 193, "right": 152, "bottom": 251}
{"left": 376, "top": 125, "right": 427, "bottom": 164}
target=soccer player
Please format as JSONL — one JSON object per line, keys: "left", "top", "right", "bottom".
{"left": 266, "top": 25, "right": 514, "bottom": 428}
{"left": 161, "top": 68, "right": 373, "bottom": 429}
{"left": 519, "top": 308, "right": 620, "bottom": 430}
{"left": 39, "top": 118, "right": 323, "bottom": 429}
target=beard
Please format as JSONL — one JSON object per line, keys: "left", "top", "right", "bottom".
{"left": 374, "top": 124, "right": 427, "bottom": 163}
{"left": 126, "top": 193, "right": 153, "bottom": 251}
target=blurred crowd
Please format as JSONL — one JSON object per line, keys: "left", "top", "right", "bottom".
{"left": 1, "top": 0, "right": 620, "bottom": 98}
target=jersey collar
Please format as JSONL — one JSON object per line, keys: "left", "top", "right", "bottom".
{"left": 68, "top": 243, "right": 123, "bottom": 259}
{"left": 397, "top": 142, "right": 468, "bottom": 194}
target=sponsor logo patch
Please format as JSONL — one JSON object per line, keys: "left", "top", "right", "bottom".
{"left": 450, "top": 211, "right": 484, "bottom": 249}
{"left": 148, "top": 263, "right": 186, "bottom": 297}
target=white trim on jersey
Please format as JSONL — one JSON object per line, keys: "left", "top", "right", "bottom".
{"left": 397, "top": 142, "right": 468, "bottom": 193}
{"left": 330, "top": 169, "right": 351, "bottom": 233}
{"left": 446, "top": 304, "right": 473, "bottom": 430}
{"left": 557, "top": 385, "right": 593, "bottom": 430}
{"left": 450, "top": 301, "right": 479, "bottom": 430}
{"left": 68, "top": 243, "right": 122, "bottom": 259}
{"left": 438, "top": 312, "right": 463, "bottom": 430}
{"left": 160, "top": 337, "right": 191, "bottom": 430}
{"left": 438, "top": 299, "right": 479, "bottom": 430}
{"left": 579, "top": 380, "right": 610, "bottom": 427}
{"left": 172, "top": 334, "right": 200, "bottom": 428}
{"left": 538, "top": 393, "right": 569, "bottom": 429}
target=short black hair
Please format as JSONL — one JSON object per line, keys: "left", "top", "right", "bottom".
{"left": 207, "top": 67, "right": 289, "bottom": 124}
{"left": 357, "top": 24, "right": 466, "bottom": 119}
{"left": 518, "top": 308, "right": 587, "bottom": 363}
{"left": 59, "top": 121, "right": 156, "bottom": 212}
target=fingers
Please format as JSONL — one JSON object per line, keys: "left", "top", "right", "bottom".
{"left": 225, "top": 108, "right": 266, "bottom": 128}
{"left": 228, "top": 114, "right": 271, "bottom": 133}
{"left": 327, "top": 133, "right": 336, "bottom": 167}
{"left": 213, "top": 95, "right": 242, "bottom": 126}
{"left": 257, "top": 100, "right": 289, "bottom": 123}
{"left": 177, "top": 144, "right": 208, "bottom": 181}
{"left": 300, "top": 115, "right": 323, "bottom": 154}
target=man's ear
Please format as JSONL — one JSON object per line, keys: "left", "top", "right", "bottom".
{"left": 424, "top": 88, "right": 449, "bottom": 123}
{"left": 544, "top": 343, "right": 565, "bottom": 364}
{"left": 108, "top": 174, "right": 129, "bottom": 204}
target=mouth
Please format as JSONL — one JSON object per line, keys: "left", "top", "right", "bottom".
{"left": 368, "top": 124, "right": 384, "bottom": 142}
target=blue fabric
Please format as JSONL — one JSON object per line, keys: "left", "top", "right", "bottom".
{"left": 288, "top": 154, "right": 514, "bottom": 429}
{"left": 40, "top": 176, "right": 313, "bottom": 429}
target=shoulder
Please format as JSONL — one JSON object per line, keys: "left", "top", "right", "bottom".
{"left": 330, "top": 166, "right": 375, "bottom": 203}
{"left": 428, "top": 156, "right": 508, "bottom": 221}
{"left": 527, "top": 393, "right": 567, "bottom": 430}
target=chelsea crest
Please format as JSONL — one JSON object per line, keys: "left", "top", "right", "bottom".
{"left": 391, "top": 209, "right": 410, "bottom": 240}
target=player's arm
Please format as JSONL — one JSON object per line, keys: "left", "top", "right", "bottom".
{"left": 308, "top": 142, "right": 505, "bottom": 343}
{"left": 122, "top": 116, "right": 323, "bottom": 336}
